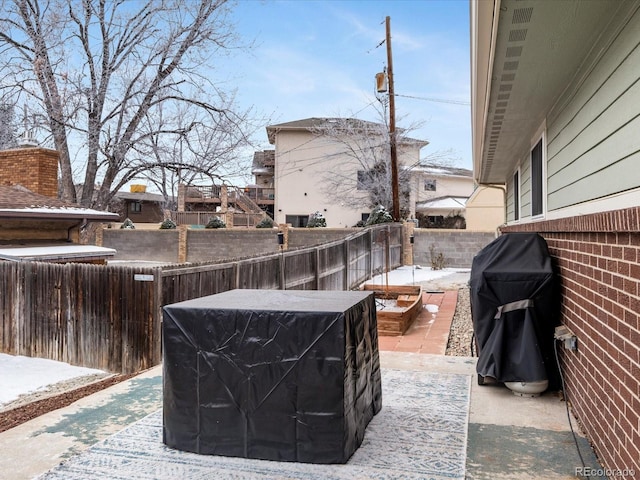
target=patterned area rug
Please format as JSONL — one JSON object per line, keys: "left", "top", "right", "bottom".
{"left": 38, "top": 369, "right": 470, "bottom": 480}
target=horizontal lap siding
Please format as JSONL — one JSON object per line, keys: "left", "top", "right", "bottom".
{"left": 547, "top": 8, "right": 640, "bottom": 211}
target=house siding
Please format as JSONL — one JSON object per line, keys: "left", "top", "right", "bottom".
{"left": 501, "top": 208, "right": 640, "bottom": 478}
{"left": 273, "top": 127, "right": 422, "bottom": 228}
{"left": 546, "top": 6, "right": 640, "bottom": 212}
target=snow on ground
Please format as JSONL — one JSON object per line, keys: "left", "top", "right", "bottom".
{"left": 368, "top": 265, "right": 471, "bottom": 314}
{"left": 0, "top": 353, "right": 105, "bottom": 407}
{"left": 369, "top": 265, "right": 470, "bottom": 286}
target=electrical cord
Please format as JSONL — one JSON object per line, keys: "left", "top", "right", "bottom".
{"left": 554, "top": 338, "right": 587, "bottom": 472}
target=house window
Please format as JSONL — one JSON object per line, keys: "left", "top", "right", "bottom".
{"left": 285, "top": 215, "right": 308, "bottom": 227}
{"left": 531, "top": 139, "right": 543, "bottom": 216}
{"left": 357, "top": 171, "right": 369, "bottom": 190}
{"left": 424, "top": 179, "right": 437, "bottom": 191}
{"left": 131, "top": 201, "right": 142, "bottom": 213}
{"left": 513, "top": 170, "right": 520, "bottom": 221}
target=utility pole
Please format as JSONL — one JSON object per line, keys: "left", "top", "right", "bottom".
{"left": 385, "top": 16, "right": 400, "bottom": 222}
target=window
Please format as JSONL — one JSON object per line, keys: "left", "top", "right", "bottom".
{"left": 531, "top": 139, "right": 543, "bottom": 216}
{"left": 356, "top": 171, "right": 367, "bottom": 190}
{"left": 513, "top": 170, "right": 520, "bottom": 221}
{"left": 285, "top": 215, "right": 308, "bottom": 227}
{"left": 131, "top": 201, "right": 142, "bottom": 213}
{"left": 424, "top": 179, "right": 437, "bottom": 191}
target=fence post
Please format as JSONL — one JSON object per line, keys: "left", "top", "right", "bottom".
{"left": 152, "top": 268, "right": 163, "bottom": 366}
{"left": 178, "top": 225, "right": 188, "bottom": 263}
{"left": 279, "top": 250, "right": 286, "bottom": 290}
{"left": 343, "top": 239, "right": 349, "bottom": 290}
{"left": 315, "top": 247, "right": 320, "bottom": 289}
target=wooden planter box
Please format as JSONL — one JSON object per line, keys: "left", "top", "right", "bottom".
{"left": 362, "top": 284, "right": 423, "bottom": 336}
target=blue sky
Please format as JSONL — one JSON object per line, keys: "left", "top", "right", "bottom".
{"left": 222, "top": 0, "right": 472, "bottom": 170}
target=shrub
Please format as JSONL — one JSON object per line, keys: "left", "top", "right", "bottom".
{"left": 120, "top": 218, "right": 136, "bottom": 229}
{"left": 365, "top": 205, "right": 393, "bottom": 225}
{"left": 429, "top": 244, "right": 448, "bottom": 270}
{"left": 159, "top": 218, "right": 177, "bottom": 229}
{"left": 205, "top": 216, "right": 226, "bottom": 229}
{"left": 255, "top": 216, "right": 275, "bottom": 228}
{"left": 307, "top": 211, "right": 326, "bottom": 228}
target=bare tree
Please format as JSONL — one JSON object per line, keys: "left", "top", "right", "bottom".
{"left": 0, "top": 103, "right": 17, "bottom": 149}
{"left": 0, "top": 0, "right": 258, "bottom": 207}
{"left": 309, "top": 112, "right": 426, "bottom": 219}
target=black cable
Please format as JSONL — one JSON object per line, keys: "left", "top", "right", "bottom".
{"left": 554, "top": 338, "right": 587, "bottom": 471}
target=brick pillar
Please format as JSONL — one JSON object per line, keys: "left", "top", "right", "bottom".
{"left": 402, "top": 221, "right": 415, "bottom": 266}
{"left": 278, "top": 223, "right": 290, "bottom": 250}
{"left": 95, "top": 225, "right": 104, "bottom": 247}
{"left": 177, "top": 184, "right": 185, "bottom": 212}
{"left": 178, "top": 225, "right": 188, "bottom": 263}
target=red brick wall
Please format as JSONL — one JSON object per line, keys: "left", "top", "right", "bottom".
{"left": 502, "top": 207, "right": 640, "bottom": 478}
{"left": 0, "top": 147, "right": 59, "bottom": 198}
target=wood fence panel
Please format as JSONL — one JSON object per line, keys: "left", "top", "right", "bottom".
{"left": 236, "top": 256, "right": 281, "bottom": 290}
{"left": 0, "top": 262, "right": 19, "bottom": 354}
{"left": 0, "top": 224, "right": 404, "bottom": 373}
{"left": 283, "top": 250, "right": 317, "bottom": 290}
{"left": 347, "top": 231, "right": 371, "bottom": 289}
{"left": 162, "top": 263, "right": 236, "bottom": 305}
{"left": 316, "top": 242, "right": 346, "bottom": 291}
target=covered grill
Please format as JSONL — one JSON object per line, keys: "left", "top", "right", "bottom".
{"left": 470, "top": 233, "right": 560, "bottom": 389}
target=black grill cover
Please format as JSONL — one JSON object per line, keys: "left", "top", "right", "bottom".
{"left": 470, "top": 233, "right": 560, "bottom": 388}
{"left": 162, "top": 289, "right": 382, "bottom": 464}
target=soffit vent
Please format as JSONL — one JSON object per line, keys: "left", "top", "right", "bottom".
{"left": 509, "top": 29, "right": 528, "bottom": 42}
{"left": 506, "top": 46, "right": 523, "bottom": 58}
{"left": 512, "top": 7, "right": 533, "bottom": 24}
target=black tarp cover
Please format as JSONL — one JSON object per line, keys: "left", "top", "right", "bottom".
{"left": 470, "top": 233, "right": 560, "bottom": 387}
{"left": 162, "top": 289, "right": 382, "bottom": 464}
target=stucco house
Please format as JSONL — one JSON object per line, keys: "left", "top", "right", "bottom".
{"left": 472, "top": 0, "right": 640, "bottom": 475}
{"left": 266, "top": 117, "right": 427, "bottom": 228}
{"left": 411, "top": 165, "right": 472, "bottom": 226}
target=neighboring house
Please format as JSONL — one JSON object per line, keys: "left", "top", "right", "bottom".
{"left": 247, "top": 150, "right": 275, "bottom": 218}
{"left": 266, "top": 117, "right": 427, "bottom": 228}
{"left": 472, "top": 0, "right": 640, "bottom": 475}
{"left": 0, "top": 185, "right": 117, "bottom": 263}
{"left": 113, "top": 186, "right": 166, "bottom": 223}
{"left": 411, "top": 165, "right": 473, "bottom": 226}
{"left": 464, "top": 185, "right": 505, "bottom": 232}
{"left": 0, "top": 145, "right": 117, "bottom": 263}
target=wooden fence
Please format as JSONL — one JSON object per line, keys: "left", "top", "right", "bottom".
{"left": 0, "top": 224, "right": 402, "bottom": 373}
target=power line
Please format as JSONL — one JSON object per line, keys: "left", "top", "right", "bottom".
{"left": 394, "top": 93, "right": 470, "bottom": 106}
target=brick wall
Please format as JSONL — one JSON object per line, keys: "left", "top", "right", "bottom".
{"left": 101, "top": 225, "right": 495, "bottom": 268}
{"left": 0, "top": 147, "right": 59, "bottom": 198}
{"left": 502, "top": 207, "right": 640, "bottom": 477}
{"left": 102, "top": 229, "right": 180, "bottom": 262}
{"left": 186, "top": 229, "right": 280, "bottom": 262}
{"left": 413, "top": 230, "right": 496, "bottom": 268}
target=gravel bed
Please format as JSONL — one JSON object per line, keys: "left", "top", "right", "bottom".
{"left": 445, "top": 286, "right": 474, "bottom": 357}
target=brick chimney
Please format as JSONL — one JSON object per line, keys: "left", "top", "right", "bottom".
{"left": 0, "top": 146, "right": 59, "bottom": 198}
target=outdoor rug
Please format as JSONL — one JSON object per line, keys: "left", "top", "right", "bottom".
{"left": 38, "top": 369, "right": 470, "bottom": 480}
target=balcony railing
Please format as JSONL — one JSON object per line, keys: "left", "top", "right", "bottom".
{"left": 241, "top": 186, "right": 275, "bottom": 202}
